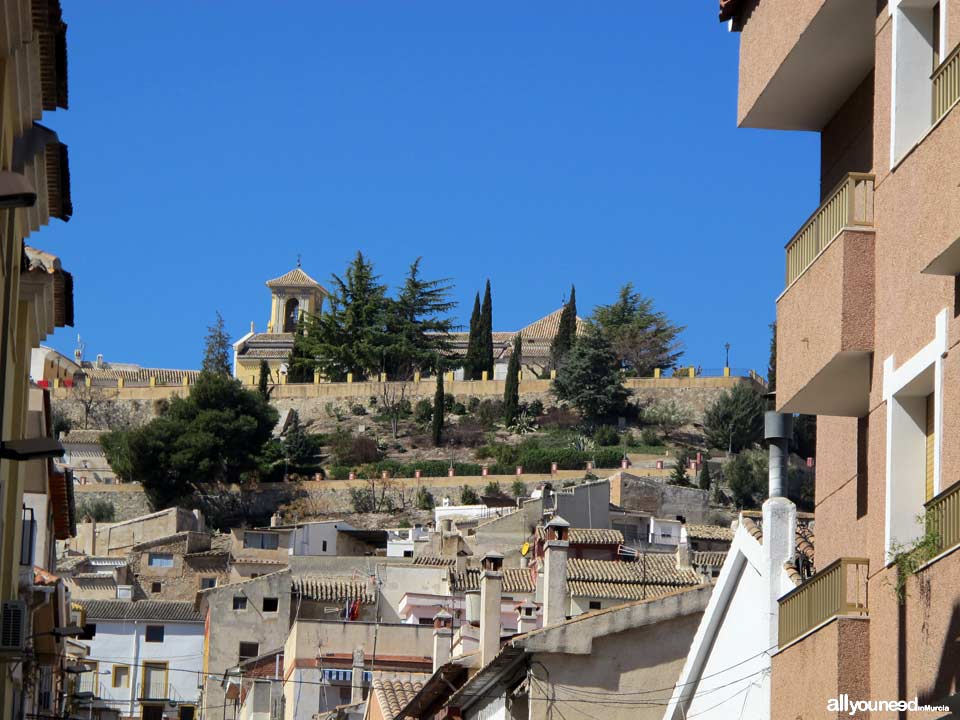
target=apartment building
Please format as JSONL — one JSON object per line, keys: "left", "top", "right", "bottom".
{"left": 719, "top": 0, "right": 960, "bottom": 714}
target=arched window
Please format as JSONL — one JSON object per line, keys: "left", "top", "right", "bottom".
{"left": 283, "top": 298, "right": 300, "bottom": 332}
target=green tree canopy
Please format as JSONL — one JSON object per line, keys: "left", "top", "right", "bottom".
{"left": 503, "top": 334, "right": 522, "bottom": 426}
{"left": 768, "top": 321, "right": 777, "bottom": 392}
{"left": 202, "top": 312, "right": 232, "bottom": 376}
{"left": 479, "top": 280, "right": 494, "bottom": 379}
{"left": 591, "top": 283, "right": 683, "bottom": 376}
{"left": 464, "top": 292, "right": 482, "bottom": 380}
{"left": 552, "top": 325, "right": 628, "bottom": 421}
{"left": 703, "top": 382, "right": 766, "bottom": 453}
{"left": 104, "top": 373, "right": 279, "bottom": 508}
{"left": 383, "top": 258, "right": 456, "bottom": 379}
{"left": 550, "top": 285, "right": 577, "bottom": 369}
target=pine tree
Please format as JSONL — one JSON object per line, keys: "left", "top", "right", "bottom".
{"left": 432, "top": 365, "right": 445, "bottom": 446}
{"left": 464, "top": 293, "right": 481, "bottom": 380}
{"left": 283, "top": 410, "right": 311, "bottom": 468}
{"left": 670, "top": 449, "right": 691, "bottom": 486}
{"left": 286, "top": 318, "right": 315, "bottom": 383}
{"left": 698, "top": 460, "right": 712, "bottom": 491}
{"left": 257, "top": 360, "right": 270, "bottom": 399}
{"left": 479, "top": 280, "right": 494, "bottom": 379}
{"left": 383, "top": 258, "right": 457, "bottom": 379}
{"left": 296, "top": 252, "right": 388, "bottom": 381}
{"left": 552, "top": 325, "right": 629, "bottom": 421}
{"left": 202, "top": 311, "right": 232, "bottom": 376}
{"left": 503, "top": 335, "right": 522, "bottom": 426}
{"left": 551, "top": 285, "right": 577, "bottom": 369}
{"left": 768, "top": 321, "right": 777, "bottom": 392}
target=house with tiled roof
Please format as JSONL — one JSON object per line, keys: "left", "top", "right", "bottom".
{"left": 368, "top": 674, "right": 430, "bottom": 720}
{"left": 77, "top": 600, "right": 204, "bottom": 720}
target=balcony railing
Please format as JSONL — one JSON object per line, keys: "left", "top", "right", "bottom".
{"left": 778, "top": 557, "right": 869, "bottom": 648}
{"left": 139, "top": 681, "right": 169, "bottom": 701}
{"left": 925, "top": 481, "right": 960, "bottom": 557}
{"left": 933, "top": 43, "right": 960, "bottom": 123}
{"left": 784, "top": 173, "right": 875, "bottom": 287}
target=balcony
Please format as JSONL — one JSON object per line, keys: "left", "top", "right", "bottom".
{"left": 776, "top": 174, "right": 875, "bottom": 416}
{"left": 925, "top": 481, "right": 960, "bottom": 558}
{"left": 139, "top": 681, "right": 170, "bottom": 701}
{"left": 736, "top": 0, "right": 874, "bottom": 130}
{"left": 933, "top": 43, "right": 960, "bottom": 124}
{"left": 778, "top": 557, "right": 869, "bottom": 648}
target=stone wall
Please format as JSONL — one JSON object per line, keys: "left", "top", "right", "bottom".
{"left": 50, "top": 376, "right": 761, "bottom": 430}
{"left": 74, "top": 484, "right": 154, "bottom": 523}
{"left": 609, "top": 472, "right": 711, "bottom": 523}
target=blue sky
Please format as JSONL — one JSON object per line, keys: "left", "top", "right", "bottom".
{"left": 39, "top": 2, "right": 818, "bottom": 374}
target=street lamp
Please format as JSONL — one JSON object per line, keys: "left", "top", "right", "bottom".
{"left": 724, "top": 343, "right": 731, "bottom": 368}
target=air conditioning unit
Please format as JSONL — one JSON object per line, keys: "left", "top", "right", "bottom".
{"left": 0, "top": 601, "right": 26, "bottom": 651}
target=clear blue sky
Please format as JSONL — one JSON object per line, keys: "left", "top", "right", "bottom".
{"left": 39, "top": 2, "right": 818, "bottom": 374}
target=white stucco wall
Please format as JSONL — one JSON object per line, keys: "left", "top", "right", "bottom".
{"left": 289, "top": 523, "right": 340, "bottom": 556}
{"left": 81, "top": 619, "right": 204, "bottom": 718}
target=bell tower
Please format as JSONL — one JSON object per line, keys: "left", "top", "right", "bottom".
{"left": 264, "top": 261, "right": 327, "bottom": 334}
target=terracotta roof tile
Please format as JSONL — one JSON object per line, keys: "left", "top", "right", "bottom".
{"left": 373, "top": 677, "right": 428, "bottom": 719}
{"left": 685, "top": 524, "right": 735, "bottom": 542}
{"left": 535, "top": 527, "right": 624, "bottom": 545}
{"left": 691, "top": 551, "right": 727, "bottom": 568}
{"left": 266, "top": 267, "right": 326, "bottom": 291}
{"left": 411, "top": 555, "right": 455, "bottom": 567}
{"left": 519, "top": 308, "right": 586, "bottom": 342}
{"left": 565, "top": 557, "right": 701, "bottom": 598}
{"left": 449, "top": 568, "right": 536, "bottom": 594}
{"left": 80, "top": 600, "right": 202, "bottom": 622}
{"left": 292, "top": 576, "right": 375, "bottom": 604}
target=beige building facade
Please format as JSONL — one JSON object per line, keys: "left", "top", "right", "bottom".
{"left": 721, "top": 0, "right": 960, "bottom": 714}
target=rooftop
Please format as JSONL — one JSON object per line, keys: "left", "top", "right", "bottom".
{"left": 565, "top": 557, "right": 702, "bottom": 600}
{"left": 80, "top": 600, "right": 202, "bottom": 623}
{"left": 449, "top": 567, "right": 536, "bottom": 594}
{"left": 372, "top": 676, "right": 429, "bottom": 719}
{"left": 293, "top": 575, "right": 376, "bottom": 604}
{"left": 684, "top": 524, "right": 735, "bottom": 542}
{"left": 265, "top": 266, "right": 327, "bottom": 292}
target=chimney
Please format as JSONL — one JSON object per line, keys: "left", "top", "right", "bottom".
{"left": 676, "top": 535, "right": 691, "bottom": 569}
{"left": 763, "top": 411, "right": 798, "bottom": 648}
{"left": 270, "top": 512, "right": 282, "bottom": 528}
{"left": 432, "top": 610, "right": 453, "bottom": 672}
{"left": 95, "top": 353, "right": 104, "bottom": 369}
{"left": 479, "top": 551, "right": 504, "bottom": 667}
{"left": 542, "top": 516, "right": 570, "bottom": 626}
{"left": 350, "top": 648, "right": 365, "bottom": 704}
{"left": 516, "top": 599, "right": 539, "bottom": 634}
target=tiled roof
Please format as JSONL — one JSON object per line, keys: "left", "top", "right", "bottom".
{"left": 449, "top": 568, "right": 536, "bottom": 594}
{"left": 372, "top": 677, "right": 428, "bottom": 719}
{"left": 741, "top": 517, "right": 763, "bottom": 542}
{"left": 796, "top": 526, "right": 815, "bottom": 563}
{"left": 784, "top": 563, "right": 804, "bottom": 586}
{"left": 62, "top": 429, "right": 104, "bottom": 444}
{"left": 232, "top": 557, "right": 287, "bottom": 565}
{"left": 292, "top": 576, "right": 375, "bottom": 604}
{"left": 566, "top": 581, "right": 695, "bottom": 601}
{"left": 565, "top": 557, "right": 701, "bottom": 599}
{"left": 412, "top": 555, "right": 455, "bottom": 567}
{"left": 80, "top": 600, "right": 202, "bottom": 622}
{"left": 519, "top": 308, "right": 586, "bottom": 342}
{"left": 237, "top": 333, "right": 295, "bottom": 359}
{"left": 535, "top": 527, "right": 624, "bottom": 545}
{"left": 685, "top": 525, "right": 735, "bottom": 542}
{"left": 79, "top": 364, "right": 201, "bottom": 384}
{"left": 691, "top": 551, "right": 727, "bottom": 568}
{"left": 266, "top": 267, "right": 326, "bottom": 291}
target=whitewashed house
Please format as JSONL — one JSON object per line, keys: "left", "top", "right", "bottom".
{"left": 77, "top": 600, "right": 204, "bottom": 720}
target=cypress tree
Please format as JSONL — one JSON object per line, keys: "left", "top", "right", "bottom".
{"left": 699, "top": 461, "right": 712, "bottom": 491}
{"left": 202, "top": 311, "right": 232, "bottom": 376}
{"left": 551, "top": 285, "right": 577, "bottom": 369}
{"left": 503, "top": 335, "right": 522, "bottom": 426}
{"left": 257, "top": 360, "right": 270, "bottom": 399}
{"left": 479, "top": 280, "right": 494, "bottom": 379}
{"left": 432, "top": 364, "right": 445, "bottom": 446}
{"left": 464, "top": 293, "right": 481, "bottom": 380}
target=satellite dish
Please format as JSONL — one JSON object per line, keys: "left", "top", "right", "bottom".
{"left": 520, "top": 542, "right": 530, "bottom": 557}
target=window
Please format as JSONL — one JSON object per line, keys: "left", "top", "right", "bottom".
{"left": 243, "top": 532, "right": 279, "bottom": 550}
{"left": 38, "top": 666, "right": 52, "bottom": 710}
{"left": 418, "top": 617, "right": 433, "bottom": 625}
{"left": 145, "top": 625, "right": 165, "bottom": 643}
{"left": 262, "top": 597, "right": 278, "bottom": 613}
{"left": 403, "top": 550, "right": 413, "bottom": 558}
{"left": 588, "top": 601, "right": 602, "bottom": 610}
{"left": 147, "top": 553, "right": 174, "bottom": 568}
{"left": 200, "top": 577, "right": 217, "bottom": 589}
{"left": 233, "top": 595, "right": 247, "bottom": 611}
{"left": 179, "top": 707, "right": 196, "bottom": 720}
{"left": 238, "top": 642, "right": 260, "bottom": 662}
{"left": 79, "top": 623, "right": 96, "bottom": 640}
{"left": 322, "top": 540, "right": 328, "bottom": 552}
{"left": 113, "top": 665, "right": 130, "bottom": 689}
{"left": 151, "top": 582, "right": 162, "bottom": 593}
{"left": 141, "top": 663, "right": 167, "bottom": 700}
{"left": 142, "top": 706, "right": 164, "bottom": 720}
{"left": 891, "top": 0, "right": 948, "bottom": 161}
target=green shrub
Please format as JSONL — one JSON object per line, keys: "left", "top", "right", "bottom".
{"left": 640, "top": 427, "right": 663, "bottom": 446}
{"left": 593, "top": 425, "right": 620, "bottom": 447}
{"left": 451, "top": 401, "right": 467, "bottom": 415}
{"left": 527, "top": 399, "right": 544, "bottom": 417}
{"left": 416, "top": 486, "right": 435, "bottom": 510}
{"left": 414, "top": 399, "right": 433, "bottom": 424}
{"left": 476, "top": 399, "right": 504, "bottom": 429}
{"left": 460, "top": 485, "right": 480, "bottom": 505}
{"left": 511, "top": 479, "right": 527, "bottom": 497}
{"left": 483, "top": 481, "right": 502, "bottom": 496}
{"left": 77, "top": 498, "right": 115, "bottom": 522}
{"left": 350, "top": 403, "right": 367, "bottom": 416}
{"left": 467, "top": 397, "right": 481, "bottom": 413}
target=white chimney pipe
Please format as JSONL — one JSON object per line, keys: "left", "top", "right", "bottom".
{"left": 542, "top": 516, "right": 570, "bottom": 626}
{"left": 432, "top": 610, "right": 453, "bottom": 672}
{"left": 479, "top": 552, "right": 504, "bottom": 667}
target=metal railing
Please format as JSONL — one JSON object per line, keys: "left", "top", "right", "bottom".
{"left": 933, "top": 43, "right": 960, "bottom": 123}
{"left": 139, "top": 681, "right": 169, "bottom": 700}
{"left": 784, "top": 173, "right": 875, "bottom": 287}
{"left": 778, "top": 557, "right": 869, "bottom": 648}
{"left": 925, "top": 481, "right": 960, "bottom": 556}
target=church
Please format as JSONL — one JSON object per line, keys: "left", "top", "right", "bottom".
{"left": 232, "top": 264, "right": 583, "bottom": 383}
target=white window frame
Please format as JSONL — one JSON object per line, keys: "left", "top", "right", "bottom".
{"left": 147, "top": 553, "right": 174, "bottom": 568}
{"left": 882, "top": 309, "right": 946, "bottom": 560}
{"left": 890, "top": 0, "right": 950, "bottom": 165}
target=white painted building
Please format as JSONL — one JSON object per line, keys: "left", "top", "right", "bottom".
{"left": 77, "top": 600, "right": 205, "bottom": 720}
{"left": 386, "top": 527, "right": 429, "bottom": 558}
{"left": 648, "top": 517, "right": 682, "bottom": 546}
